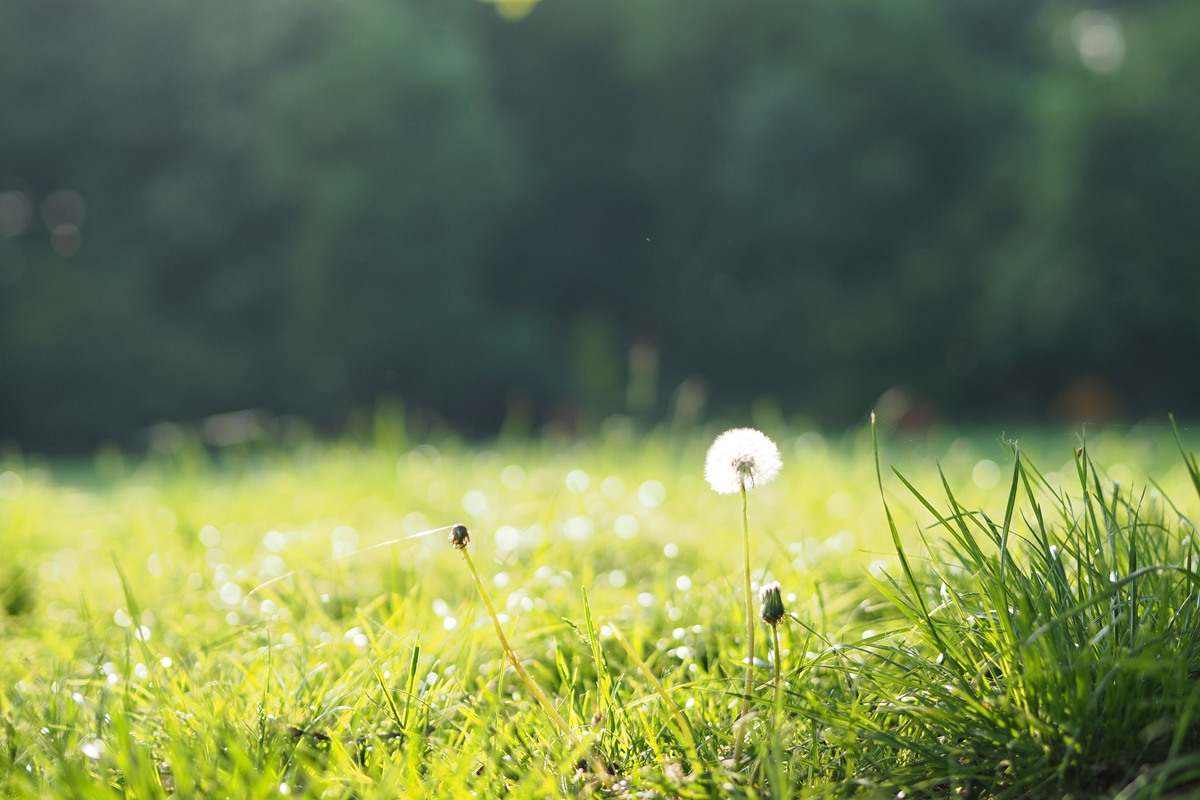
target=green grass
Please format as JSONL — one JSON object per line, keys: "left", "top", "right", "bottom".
{"left": 2, "top": 419, "right": 1200, "bottom": 798}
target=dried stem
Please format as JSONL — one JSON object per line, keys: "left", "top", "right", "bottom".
{"left": 458, "top": 544, "right": 608, "bottom": 776}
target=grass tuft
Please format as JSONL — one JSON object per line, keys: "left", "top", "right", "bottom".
{"left": 0, "top": 424, "right": 1199, "bottom": 797}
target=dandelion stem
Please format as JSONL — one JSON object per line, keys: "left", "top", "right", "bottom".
{"left": 458, "top": 545, "right": 607, "bottom": 776}
{"left": 771, "top": 622, "right": 781, "bottom": 729}
{"left": 733, "top": 477, "right": 754, "bottom": 767}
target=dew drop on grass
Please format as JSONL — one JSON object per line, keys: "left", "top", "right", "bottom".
{"left": 638, "top": 480, "right": 666, "bottom": 508}
{"left": 494, "top": 526, "right": 520, "bottom": 550}
{"left": 199, "top": 526, "right": 220, "bottom": 547}
{"left": 601, "top": 476, "right": 624, "bottom": 499}
{"left": 826, "top": 492, "right": 853, "bottom": 519}
{"left": 219, "top": 583, "right": 242, "bottom": 606}
{"left": 520, "top": 525, "right": 543, "bottom": 547}
{"left": 608, "top": 570, "right": 627, "bottom": 587}
{"left": 614, "top": 515, "right": 639, "bottom": 539}
{"left": 403, "top": 512, "right": 430, "bottom": 534}
{"left": 0, "top": 471, "right": 24, "bottom": 500}
{"left": 462, "top": 490, "right": 488, "bottom": 516}
{"left": 675, "top": 575, "right": 692, "bottom": 591}
{"left": 794, "top": 431, "right": 827, "bottom": 461}
{"left": 565, "top": 470, "right": 590, "bottom": 494}
{"left": 564, "top": 516, "right": 594, "bottom": 540}
{"left": 828, "top": 531, "right": 856, "bottom": 554}
{"left": 1108, "top": 463, "right": 1133, "bottom": 484}
{"left": 501, "top": 465, "right": 525, "bottom": 489}
{"left": 663, "top": 543, "right": 679, "bottom": 558}
{"left": 973, "top": 460, "right": 1000, "bottom": 489}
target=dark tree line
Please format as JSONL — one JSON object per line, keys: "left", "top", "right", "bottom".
{"left": 1, "top": 0, "right": 1196, "bottom": 449}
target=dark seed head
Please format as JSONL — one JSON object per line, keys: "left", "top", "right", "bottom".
{"left": 449, "top": 524, "right": 470, "bottom": 549}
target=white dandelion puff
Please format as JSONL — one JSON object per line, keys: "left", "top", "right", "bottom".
{"left": 704, "top": 428, "right": 782, "bottom": 495}
{"left": 705, "top": 426, "right": 782, "bottom": 765}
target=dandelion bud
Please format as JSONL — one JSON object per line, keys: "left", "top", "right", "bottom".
{"left": 449, "top": 524, "right": 470, "bottom": 549}
{"left": 759, "top": 581, "right": 785, "bottom": 626}
{"left": 704, "top": 428, "right": 782, "bottom": 495}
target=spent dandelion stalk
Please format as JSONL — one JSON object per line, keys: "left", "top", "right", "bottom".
{"left": 449, "top": 524, "right": 609, "bottom": 777}
{"left": 705, "top": 427, "right": 781, "bottom": 766}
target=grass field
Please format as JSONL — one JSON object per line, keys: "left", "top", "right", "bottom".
{"left": 3, "top": 417, "right": 1200, "bottom": 798}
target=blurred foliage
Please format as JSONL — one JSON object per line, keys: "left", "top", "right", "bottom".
{"left": 1, "top": 0, "right": 1199, "bottom": 449}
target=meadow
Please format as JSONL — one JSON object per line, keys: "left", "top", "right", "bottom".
{"left": 2, "top": 417, "right": 1200, "bottom": 798}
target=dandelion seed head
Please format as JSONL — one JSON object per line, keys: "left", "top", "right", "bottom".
{"left": 704, "top": 428, "right": 782, "bottom": 494}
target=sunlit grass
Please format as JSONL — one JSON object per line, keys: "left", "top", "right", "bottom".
{"left": 1, "top": 420, "right": 1200, "bottom": 797}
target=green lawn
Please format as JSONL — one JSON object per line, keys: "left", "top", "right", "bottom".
{"left": 2, "top": 420, "right": 1200, "bottom": 798}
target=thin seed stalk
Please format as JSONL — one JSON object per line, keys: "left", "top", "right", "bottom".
{"left": 732, "top": 478, "right": 753, "bottom": 766}
{"left": 458, "top": 546, "right": 608, "bottom": 776}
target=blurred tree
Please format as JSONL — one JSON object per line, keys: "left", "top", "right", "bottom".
{"left": 0, "top": 0, "right": 533, "bottom": 445}
{"left": 1, "top": 0, "right": 1199, "bottom": 448}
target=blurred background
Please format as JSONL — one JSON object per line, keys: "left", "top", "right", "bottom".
{"left": 2, "top": 0, "right": 1199, "bottom": 452}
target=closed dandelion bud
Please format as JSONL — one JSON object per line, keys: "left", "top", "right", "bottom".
{"left": 449, "top": 524, "right": 470, "bottom": 549}
{"left": 759, "top": 581, "right": 785, "bottom": 626}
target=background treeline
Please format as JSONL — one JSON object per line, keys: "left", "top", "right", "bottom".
{"left": 2, "top": 0, "right": 1199, "bottom": 450}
